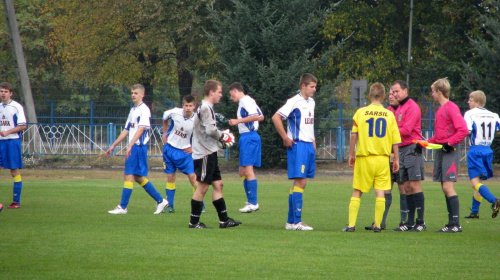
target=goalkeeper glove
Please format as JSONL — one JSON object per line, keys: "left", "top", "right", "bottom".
{"left": 219, "top": 129, "right": 235, "bottom": 147}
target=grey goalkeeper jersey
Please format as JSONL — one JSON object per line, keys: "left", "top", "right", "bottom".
{"left": 192, "top": 100, "right": 223, "bottom": 159}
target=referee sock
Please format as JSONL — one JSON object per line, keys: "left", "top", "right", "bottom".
{"left": 287, "top": 191, "right": 293, "bottom": 224}
{"left": 381, "top": 193, "right": 392, "bottom": 228}
{"left": 190, "top": 199, "right": 204, "bottom": 225}
{"left": 414, "top": 192, "right": 425, "bottom": 223}
{"left": 348, "top": 197, "right": 361, "bottom": 228}
{"left": 447, "top": 195, "right": 460, "bottom": 225}
{"left": 399, "top": 194, "right": 409, "bottom": 223}
{"left": 13, "top": 175, "right": 23, "bottom": 204}
{"left": 471, "top": 195, "right": 482, "bottom": 214}
{"left": 374, "top": 197, "right": 386, "bottom": 228}
{"left": 406, "top": 194, "right": 416, "bottom": 225}
{"left": 213, "top": 197, "right": 229, "bottom": 222}
{"left": 475, "top": 183, "right": 496, "bottom": 204}
{"left": 166, "top": 182, "right": 176, "bottom": 208}
{"left": 247, "top": 179, "right": 258, "bottom": 205}
{"left": 141, "top": 179, "right": 163, "bottom": 203}
{"left": 120, "top": 181, "right": 134, "bottom": 209}
{"left": 292, "top": 186, "right": 304, "bottom": 224}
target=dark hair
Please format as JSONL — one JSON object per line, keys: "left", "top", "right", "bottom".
{"left": 0, "top": 82, "right": 13, "bottom": 91}
{"left": 228, "top": 82, "right": 244, "bottom": 92}
{"left": 299, "top": 73, "right": 317, "bottom": 87}
{"left": 203, "top": 80, "right": 222, "bottom": 96}
{"left": 182, "top": 94, "right": 195, "bottom": 104}
{"left": 392, "top": 80, "right": 408, "bottom": 90}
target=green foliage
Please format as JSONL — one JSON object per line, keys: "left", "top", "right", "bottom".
{"left": 208, "top": 0, "right": 337, "bottom": 167}
{"left": 462, "top": 0, "right": 500, "bottom": 162}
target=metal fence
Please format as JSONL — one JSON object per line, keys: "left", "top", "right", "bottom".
{"left": 20, "top": 123, "right": 468, "bottom": 162}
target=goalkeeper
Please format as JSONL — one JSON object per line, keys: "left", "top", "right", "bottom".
{"left": 188, "top": 80, "right": 242, "bottom": 229}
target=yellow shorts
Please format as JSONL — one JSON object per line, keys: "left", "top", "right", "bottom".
{"left": 353, "top": 155, "right": 391, "bottom": 193}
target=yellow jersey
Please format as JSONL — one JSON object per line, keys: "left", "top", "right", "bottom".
{"left": 351, "top": 104, "right": 401, "bottom": 156}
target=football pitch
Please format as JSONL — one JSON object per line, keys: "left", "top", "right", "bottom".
{"left": 0, "top": 169, "right": 499, "bottom": 279}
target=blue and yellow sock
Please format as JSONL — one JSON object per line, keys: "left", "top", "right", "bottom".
{"left": 475, "top": 183, "right": 496, "bottom": 204}
{"left": 287, "top": 190, "right": 293, "bottom": 224}
{"left": 166, "top": 182, "right": 176, "bottom": 208}
{"left": 348, "top": 197, "right": 361, "bottom": 228}
{"left": 13, "top": 175, "right": 22, "bottom": 204}
{"left": 292, "top": 186, "right": 304, "bottom": 224}
{"left": 374, "top": 197, "right": 386, "bottom": 228}
{"left": 471, "top": 195, "right": 482, "bottom": 214}
{"left": 247, "top": 179, "right": 258, "bottom": 205}
{"left": 120, "top": 181, "right": 134, "bottom": 209}
{"left": 141, "top": 179, "right": 163, "bottom": 203}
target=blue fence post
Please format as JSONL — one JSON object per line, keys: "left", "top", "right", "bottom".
{"left": 336, "top": 127, "right": 342, "bottom": 163}
{"left": 88, "top": 101, "right": 94, "bottom": 151}
{"left": 107, "top": 123, "right": 113, "bottom": 155}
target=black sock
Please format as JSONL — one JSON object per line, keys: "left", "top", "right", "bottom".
{"left": 190, "top": 199, "right": 203, "bottom": 225}
{"left": 445, "top": 195, "right": 452, "bottom": 225}
{"left": 414, "top": 192, "right": 425, "bottom": 224}
{"left": 406, "top": 194, "right": 416, "bottom": 225}
{"left": 213, "top": 197, "right": 228, "bottom": 222}
{"left": 382, "top": 193, "right": 392, "bottom": 227}
{"left": 400, "top": 194, "right": 408, "bottom": 223}
{"left": 447, "top": 195, "right": 460, "bottom": 226}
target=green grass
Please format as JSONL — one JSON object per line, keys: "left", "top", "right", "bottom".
{"left": 0, "top": 170, "right": 499, "bottom": 279}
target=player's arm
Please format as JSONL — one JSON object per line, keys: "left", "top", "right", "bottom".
{"left": 162, "top": 119, "right": 169, "bottom": 144}
{"left": 106, "top": 129, "right": 129, "bottom": 156}
{"left": 392, "top": 144, "right": 400, "bottom": 173}
{"left": 0, "top": 124, "right": 27, "bottom": 137}
{"left": 272, "top": 113, "right": 294, "bottom": 147}
{"left": 229, "top": 115, "right": 260, "bottom": 126}
{"left": 348, "top": 132, "right": 357, "bottom": 168}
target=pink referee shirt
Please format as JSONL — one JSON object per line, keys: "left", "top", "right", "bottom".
{"left": 428, "top": 101, "right": 468, "bottom": 146}
{"left": 394, "top": 97, "right": 423, "bottom": 146}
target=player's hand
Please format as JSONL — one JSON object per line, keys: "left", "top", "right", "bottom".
{"left": 0, "top": 131, "right": 8, "bottom": 137}
{"left": 183, "top": 147, "right": 192, "bottom": 154}
{"left": 126, "top": 145, "right": 132, "bottom": 159}
{"left": 414, "top": 144, "right": 422, "bottom": 156}
{"left": 348, "top": 155, "right": 355, "bottom": 168}
{"left": 282, "top": 137, "right": 295, "bottom": 148}
{"left": 105, "top": 147, "right": 114, "bottom": 157}
{"left": 219, "top": 129, "right": 235, "bottom": 147}
{"left": 392, "top": 160, "right": 400, "bottom": 173}
{"left": 442, "top": 143, "right": 455, "bottom": 153}
{"left": 389, "top": 153, "right": 394, "bottom": 163}
{"left": 228, "top": 119, "right": 238, "bottom": 126}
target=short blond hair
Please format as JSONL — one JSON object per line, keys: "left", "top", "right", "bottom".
{"left": 369, "top": 82, "right": 385, "bottom": 101}
{"left": 131, "top": 84, "right": 145, "bottom": 94}
{"left": 431, "top": 78, "right": 451, "bottom": 98}
{"left": 469, "top": 90, "right": 486, "bottom": 107}
{"left": 204, "top": 80, "right": 222, "bottom": 96}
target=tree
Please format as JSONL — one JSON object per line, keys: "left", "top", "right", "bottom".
{"left": 462, "top": 0, "right": 500, "bottom": 161}
{"left": 45, "top": 0, "right": 216, "bottom": 105}
{"left": 208, "top": 0, "right": 340, "bottom": 168}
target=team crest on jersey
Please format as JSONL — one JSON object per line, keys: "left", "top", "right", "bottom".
{"left": 130, "top": 123, "right": 135, "bottom": 128}
{"left": 1, "top": 114, "right": 9, "bottom": 126}
{"left": 305, "top": 111, "right": 314, "bottom": 124}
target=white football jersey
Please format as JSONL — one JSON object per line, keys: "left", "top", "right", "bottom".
{"left": 237, "top": 95, "right": 262, "bottom": 134}
{"left": 125, "top": 102, "right": 151, "bottom": 145}
{"left": 0, "top": 100, "right": 27, "bottom": 140}
{"left": 276, "top": 93, "right": 315, "bottom": 142}
{"left": 162, "top": 107, "right": 194, "bottom": 149}
{"left": 464, "top": 107, "right": 500, "bottom": 146}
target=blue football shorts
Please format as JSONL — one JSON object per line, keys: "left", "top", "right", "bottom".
{"left": 287, "top": 141, "right": 315, "bottom": 179}
{"left": 163, "top": 143, "right": 194, "bottom": 175}
{"left": 124, "top": 144, "right": 148, "bottom": 176}
{"left": 239, "top": 131, "right": 261, "bottom": 167}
